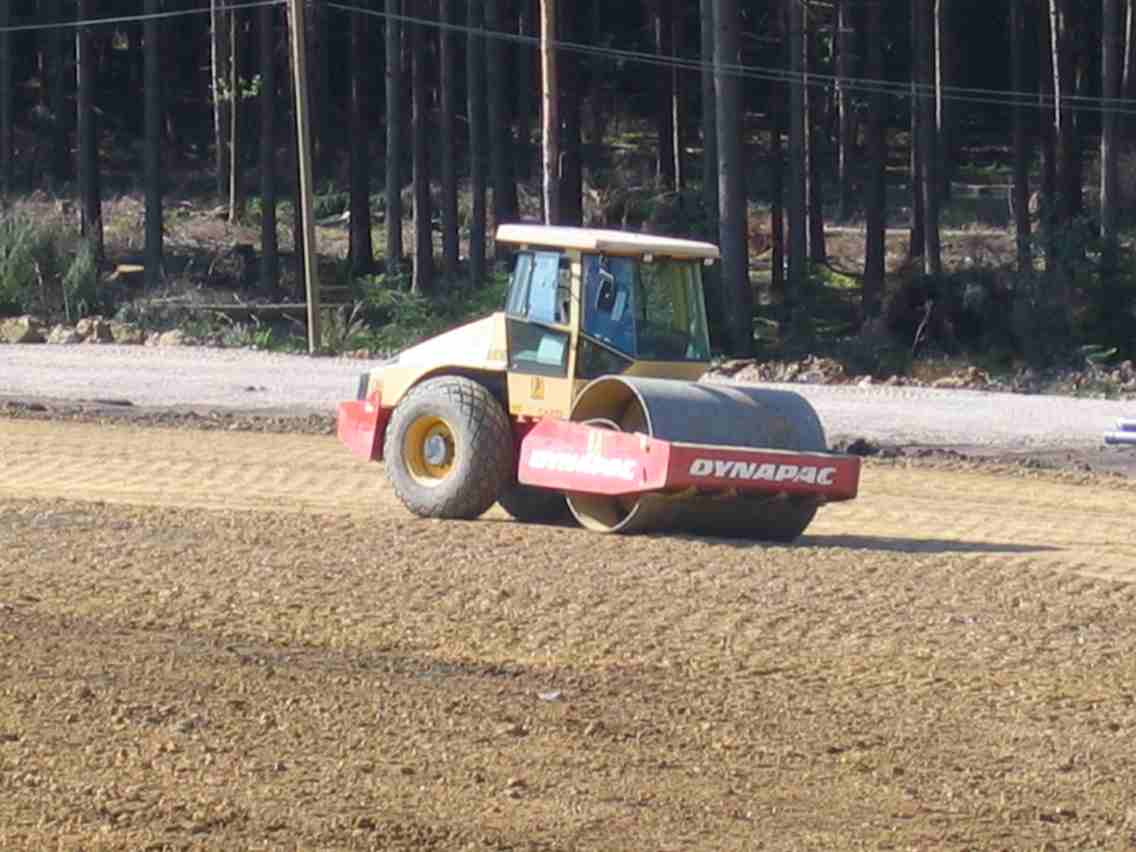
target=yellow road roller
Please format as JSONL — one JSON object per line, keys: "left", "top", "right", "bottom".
{"left": 337, "top": 225, "right": 860, "bottom": 540}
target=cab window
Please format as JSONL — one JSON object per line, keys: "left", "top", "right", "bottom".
{"left": 504, "top": 250, "right": 570, "bottom": 376}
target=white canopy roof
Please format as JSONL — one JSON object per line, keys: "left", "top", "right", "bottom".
{"left": 495, "top": 224, "right": 720, "bottom": 260}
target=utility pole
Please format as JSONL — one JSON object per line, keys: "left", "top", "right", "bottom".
{"left": 287, "top": 0, "right": 320, "bottom": 353}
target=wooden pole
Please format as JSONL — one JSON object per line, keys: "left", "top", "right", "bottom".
{"left": 540, "top": 0, "right": 559, "bottom": 224}
{"left": 287, "top": 0, "right": 321, "bottom": 353}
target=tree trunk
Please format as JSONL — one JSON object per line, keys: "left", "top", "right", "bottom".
{"left": 671, "top": 0, "right": 684, "bottom": 189}
{"left": 700, "top": 0, "right": 718, "bottom": 218}
{"left": 787, "top": 0, "right": 807, "bottom": 319}
{"left": 1124, "top": 0, "right": 1136, "bottom": 134}
{"left": 558, "top": 1, "right": 583, "bottom": 225}
{"left": 805, "top": 4, "right": 826, "bottom": 264}
{"left": 228, "top": 4, "right": 245, "bottom": 223}
{"left": 934, "top": 0, "right": 955, "bottom": 201}
{"left": 385, "top": 0, "right": 403, "bottom": 276}
{"left": 540, "top": 0, "right": 560, "bottom": 225}
{"left": 486, "top": 0, "right": 518, "bottom": 235}
{"left": 0, "top": 0, "right": 12, "bottom": 199}
{"left": 516, "top": 0, "right": 535, "bottom": 179}
{"left": 467, "top": 0, "right": 487, "bottom": 286}
{"left": 649, "top": 0, "right": 676, "bottom": 189}
{"left": 1101, "top": 0, "right": 1121, "bottom": 275}
{"left": 1010, "top": 0, "right": 1032, "bottom": 278}
{"left": 259, "top": 0, "right": 278, "bottom": 295}
{"left": 836, "top": 0, "right": 855, "bottom": 221}
{"left": 439, "top": 0, "right": 459, "bottom": 281}
{"left": 144, "top": 0, "right": 163, "bottom": 290}
{"left": 1038, "top": 0, "right": 1057, "bottom": 275}
{"left": 411, "top": 7, "right": 433, "bottom": 295}
{"left": 862, "top": 0, "right": 886, "bottom": 323}
{"left": 917, "top": 0, "right": 941, "bottom": 275}
{"left": 211, "top": 0, "right": 231, "bottom": 199}
{"left": 908, "top": 0, "right": 924, "bottom": 261}
{"left": 714, "top": 0, "right": 751, "bottom": 356}
{"left": 1050, "top": 0, "right": 1075, "bottom": 225}
{"left": 348, "top": 1, "right": 373, "bottom": 276}
{"left": 75, "top": 0, "right": 103, "bottom": 258}
{"left": 769, "top": 64, "right": 786, "bottom": 301}
{"left": 45, "top": 0, "right": 69, "bottom": 185}
{"left": 587, "top": 0, "right": 605, "bottom": 146}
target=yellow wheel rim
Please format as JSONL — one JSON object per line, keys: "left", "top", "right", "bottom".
{"left": 403, "top": 415, "right": 457, "bottom": 486}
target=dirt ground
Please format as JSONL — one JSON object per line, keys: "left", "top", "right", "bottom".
{"left": 2, "top": 419, "right": 1136, "bottom": 850}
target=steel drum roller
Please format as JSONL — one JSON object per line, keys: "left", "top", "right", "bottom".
{"left": 567, "top": 376, "right": 827, "bottom": 539}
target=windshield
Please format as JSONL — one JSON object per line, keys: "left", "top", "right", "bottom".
{"left": 581, "top": 254, "right": 711, "bottom": 362}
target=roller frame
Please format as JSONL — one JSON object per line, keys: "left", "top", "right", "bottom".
{"left": 516, "top": 418, "right": 860, "bottom": 502}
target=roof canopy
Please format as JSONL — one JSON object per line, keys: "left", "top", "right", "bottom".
{"left": 495, "top": 225, "right": 720, "bottom": 260}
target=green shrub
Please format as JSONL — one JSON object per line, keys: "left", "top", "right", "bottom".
{"left": 0, "top": 215, "right": 64, "bottom": 315}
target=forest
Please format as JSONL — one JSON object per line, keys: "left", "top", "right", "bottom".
{"left": 1, "top": 0, "right": 1135, "bottom": 367}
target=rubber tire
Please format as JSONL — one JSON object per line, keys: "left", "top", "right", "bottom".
{"left": 383, "top": 376, "right": 513, "bottom": 520}
{"left": 497, "top": 483, "right": 571, "bottom": 525}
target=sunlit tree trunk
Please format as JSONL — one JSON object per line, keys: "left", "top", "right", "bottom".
{"left": 385, "top": 0, "right": 403, "bottom": 275}
{"left": 540, "top": 0, "right": 559, "bottom": 224}
{"left": 228, "top": 2, "right": 245, "bottom": 223}
{"left": 211, "top": 0, "right": 231, "bottom": 199}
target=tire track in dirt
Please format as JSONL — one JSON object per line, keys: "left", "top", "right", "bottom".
{"left": 1, "top": 419, "right": 1133, "bottom": 583}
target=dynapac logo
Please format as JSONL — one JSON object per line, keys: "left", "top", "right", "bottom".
{"left": 528, "top": 449, "right": 637, "bottom": 481}
{"left": 689, "top": 458, "right": 836, "bottom": 485}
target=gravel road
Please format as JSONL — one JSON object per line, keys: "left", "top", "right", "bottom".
{"left": 2, "top": 342, "right": 1132, "bottom": 457}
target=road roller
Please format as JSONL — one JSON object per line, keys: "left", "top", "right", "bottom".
{"left": 337, "top": 224, "right": 860, "bottom": 541}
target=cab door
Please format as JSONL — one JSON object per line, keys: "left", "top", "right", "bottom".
{"left": 504, "top": 250, "right": 577, "bottom": 418}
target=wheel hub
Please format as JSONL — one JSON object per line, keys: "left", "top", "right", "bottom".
{"left": 404, "top": 415, "right": 457, "bottom": 486}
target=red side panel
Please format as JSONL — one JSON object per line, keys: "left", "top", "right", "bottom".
{"left": 517, "top": 419, "right": 671, "bottom": 496}
{"left": 518, "top": 418, "right": 860, "bottom": 501}
{"left": 336, "top": 393, "right": 390, "bottom": 461}
{"left": 664, "top": 443, "right": 860, "bottom": 501}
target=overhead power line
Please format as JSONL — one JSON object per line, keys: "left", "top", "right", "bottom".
{"left": 0, "top": 0, "right": 283, "bottom": 34}
{"left": 4, "top": 0, "right": 1135, "bottom": 117}
{"left": 325, "top": 0, "right": 1136, "bottom": 117}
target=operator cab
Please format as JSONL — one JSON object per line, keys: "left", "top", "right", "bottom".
{"left": 499, "top": 226, "right": 716, "bottom": 384}
{"left": 496, "top": 224, "right": 719, "bottom": 418}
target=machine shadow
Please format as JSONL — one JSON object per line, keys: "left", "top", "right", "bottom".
{"left": 759, "top": 534, "right": 1059, "bottom": 555}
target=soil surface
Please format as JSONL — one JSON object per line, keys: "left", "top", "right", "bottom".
{"left": 2, "top": 419, "right": 1136, "bottom": 850}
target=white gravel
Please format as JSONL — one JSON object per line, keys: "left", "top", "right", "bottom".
{"left": 1, "top": 342, "right": 1132, "bottom": 452}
